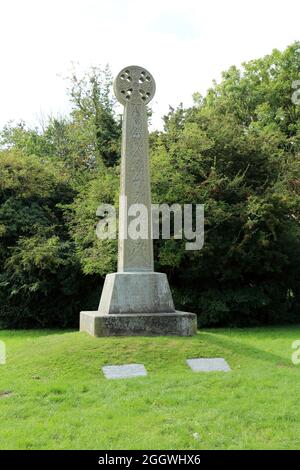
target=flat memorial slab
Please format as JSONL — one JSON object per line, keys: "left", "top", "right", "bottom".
{"left": 187, "top": 358, "right": 231, "bottom": 372}
{"left": 102, "top": 363, "right": 147, "bottom": 379}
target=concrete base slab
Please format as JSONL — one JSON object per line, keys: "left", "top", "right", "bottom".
{"left": 102, "top": 364, "right": 147, "bottom": 379}
{"left": 80, "top": 311, "right": 197, "bottom": 337}
{"left": 187, "top": 358, "right": 231, "bottom": 372}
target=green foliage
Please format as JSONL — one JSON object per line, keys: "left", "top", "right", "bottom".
{"left": 150, "top": 43, "right": 300, "bottom": 325}
{"left": 69, "top": 166, "right": 119, "bottom": 275}
{"left": 0, "top": 66, "right": 121, "bottom": 175}
{"left": 0, "top": 151, "right": 97, "bottom": 328}
{"left": 64, "top": 65, "right": 121, "bottom": 169}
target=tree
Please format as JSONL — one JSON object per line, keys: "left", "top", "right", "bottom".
{"left": 148, "top": 43, "right": 300, "bottom": 325}
{"left": 0, "top": 150, "right": 97, "bottom": 327}
{"left": 0, "top": 66, "right": 121, "bottom": 176}
{"left": 66, "top": 65, "right": 121, "bottom": 168}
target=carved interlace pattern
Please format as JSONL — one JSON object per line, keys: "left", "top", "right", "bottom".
{"left": 115, "top": 66, "right": 155, "bottom": 271}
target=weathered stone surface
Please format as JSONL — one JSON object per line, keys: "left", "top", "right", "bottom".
{"left": 80, "top": 65, "right": 197, "bottom": 337}
{"left": 102, "top": 364, "right": 147, "bottom": 379}
{"left": 98, "top": 272, "right": 175, "bottom": 314}
{"left": 116, "top": 66, "right": 155, "bottom": 273}
{"left": 186, "top": 358, "right": 231, "bottom": 372}
{"left": 80, "top": 311, "right": 197, "bottom": 336}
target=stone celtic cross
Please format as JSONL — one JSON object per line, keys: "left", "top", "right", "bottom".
{"left": 80, "top": 65, "right": 197, "bottom": 337}
{"left": 114, "top": 65, "right": 155, "bottom": 273}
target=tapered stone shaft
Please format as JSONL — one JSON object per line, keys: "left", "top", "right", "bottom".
{"left": 114, "top": 66, "right": 156, "bottom": 272}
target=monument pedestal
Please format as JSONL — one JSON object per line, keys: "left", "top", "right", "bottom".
{"left": 80, "top": 272, "right": 197, "bottom": 336}
{"left": 80, "top": 311, "right": 197, "bottom": 337}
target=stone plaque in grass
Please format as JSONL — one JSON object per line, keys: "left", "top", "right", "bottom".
{"left": 102, "top": 364, "right": 147, "bottom": 379}
{"left": 187, "top": 358, "right": 231, "bottom": 372}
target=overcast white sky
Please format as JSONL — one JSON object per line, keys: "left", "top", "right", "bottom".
{"left": 0, "top": 0, "right": 300, "bottom": 129}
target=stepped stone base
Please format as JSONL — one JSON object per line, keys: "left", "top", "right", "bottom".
{"left": 80, "top": 271, "right": 197, "bottom": 336}
{"left": 80, "top": 311, "right": 197, "bottom": 337}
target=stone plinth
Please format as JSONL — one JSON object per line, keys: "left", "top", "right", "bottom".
{"left": 80, "top": 271, "right": 197, "bottom": 336}
{"left": 80, "top": 311, "right": 197, "bottom": 337}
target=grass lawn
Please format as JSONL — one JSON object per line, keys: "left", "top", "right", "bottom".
{"left": 0, "top": 326, "right": 300, "bottom": 450}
